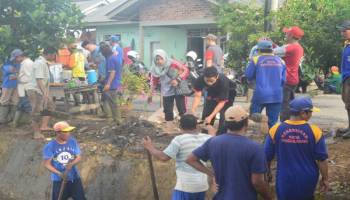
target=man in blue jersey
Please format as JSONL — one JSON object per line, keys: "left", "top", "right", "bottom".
{"left": 265, "top": 96, "right": 329, "bottom": 200}
{"left": 43, "top": 121, "right": 86, "bottom": 200}
{"left": 246, "top": 40, "right": 286, "bottom": 128}
{"left": 337, "top": 21, "right": 350, "bottom": 138}
{"left": 110, "top": 35, "right": 124, "bottom": 65}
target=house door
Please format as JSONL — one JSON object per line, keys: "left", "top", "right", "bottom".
{"left": 150, "top": 41, "right": 160, "bottom": 65}
{"left": 188, "top": 37, "right": 204, "bottom": 64}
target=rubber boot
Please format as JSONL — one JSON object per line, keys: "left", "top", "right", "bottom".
{"left": 342, "top": 109, "right": 350, "bottom": 139}
{"left": 7, "top": 105, "right": 17, "bottom": 122}
{"left": 99, "top": 101, "right": 112, "bottom": 118}
{"left": 0, "top": 105, "right": 10, "bottom": 124}
{"left": 11, "top": 111, "right": 23, "bottom": 128}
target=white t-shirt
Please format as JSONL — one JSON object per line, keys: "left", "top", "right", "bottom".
{"left": 163, "top": 133, "right": 212, "bottom": 193}
{"left": 18, "top": 58, "right": 34, "bottom": 97}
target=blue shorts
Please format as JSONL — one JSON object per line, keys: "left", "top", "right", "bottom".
{"left": 52, "top": 178, "right": 86, "bottom": 200}
{"left": 172, "top": 190, "right": 206, "bottom": 200}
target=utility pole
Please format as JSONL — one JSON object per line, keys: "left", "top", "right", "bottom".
{"left": 264, "top": 0, "right": 271, "bottom": 32}
{"left": 264, "top": 0, "right": 279, "bottom": 32}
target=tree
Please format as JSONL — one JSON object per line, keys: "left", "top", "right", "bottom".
{"left": 216, "top": 2, "right": 265, "bottom": 69}
{"left": 0, "top": 0, "right": 84, "bottom": 62}
{"left": 217, "top": 0, "right": 350, "bottom": 75}
{"left": 271, "top": 0, "right": 350, "bottom": 73}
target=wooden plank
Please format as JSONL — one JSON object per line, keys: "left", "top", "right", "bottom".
{"left": 68, "top": 103, "right": 101, "bottom": 114}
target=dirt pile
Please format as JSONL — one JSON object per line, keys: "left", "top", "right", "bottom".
{"left": 0, "top": 116, "right": 176, "bottom": 200}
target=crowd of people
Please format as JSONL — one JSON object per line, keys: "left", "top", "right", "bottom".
{"left": 1, "top": 19, "right": 350, "bottom": 199}
{"left": 144, "top": 21, "right": 350, "bottom": 200}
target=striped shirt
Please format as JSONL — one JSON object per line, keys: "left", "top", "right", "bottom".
{"left": 163, "top": 133, "right": 211, "bottom": 193}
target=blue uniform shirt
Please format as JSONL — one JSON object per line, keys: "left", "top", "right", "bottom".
{"left": 91, "top": 46, "right": 106, "bottom": 80}
{"left": 2, "top": 61, "right": 19, "bottom": 88}
{"left": 43, "top": 137, "right": 81, "bottom": 181}
{"left": 105, "top": 54, "right": 123, "bottom": 90}
{"left": 265, "top": 120, "right": 328, "bottom": 200}
{"left": 112, "top": 45, "right": 124, "bottom": 65}
{"left": 193, "top": 134, "right": 267, "bottom": 200}
{"left": 341, "top": 41, "right": 350, "bottom": 82}
{"left": 245, "top": 54, "right": 286, "bottom": 104}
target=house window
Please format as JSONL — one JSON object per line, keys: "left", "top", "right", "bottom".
{"left": 103, "top": 34, "right": 121, "bottom": 42}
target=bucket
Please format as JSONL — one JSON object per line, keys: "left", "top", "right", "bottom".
{"left": 49, "top": 64, "right": 63, "bottom": 83}
{"left": 87, "top": 70, "right": 98, "bottom": 85}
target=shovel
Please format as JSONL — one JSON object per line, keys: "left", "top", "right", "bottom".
{"left": 146, "top": 150, "right": 160, "bottom": 200}
{"left": 58, "top": 169, "right": 69, "bottom": 200}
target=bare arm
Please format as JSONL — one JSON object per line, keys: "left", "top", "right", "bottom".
{"left": 143, "top": 136, "right": 171, "bottom": 162}
{"left": 251, "top": 173, "right": 272, "bottom": 200}
{"left": 106, "top": 71, "right": 116, "bottom": 86}
{"left": 206, "top": 59, "right": 213, "bottom": 68}
{"left": 317, "top": 160, "right": 329, "bottom": 192}
{"left": 37, "top": 79, "right": 48, "bottom": 97}
{"left": 191, "top": 91, "right": 202, "bottom": 114}
{"left": 207, "top": 101, "right": 225, "bottom": 120}
{"left": 44, "top": 159, "right": 63, "bottom": 177}
{"left": 186, "top": 153, "right": 214, "bottom": 178}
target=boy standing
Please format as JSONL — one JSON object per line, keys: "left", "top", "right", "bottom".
{"left": 143, "top": 114, "right": 215, "bottom": 200}
{"left": 43, "top": 121, "right": 86, "bottom": 200}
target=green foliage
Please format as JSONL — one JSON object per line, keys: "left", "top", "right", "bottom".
{"left": 271, "top": 0, "right": 350, "bottom": 73}
{"left": 216, "top": 1, "right": 264, "bottom": 69}
{"left": 119, "top": 70, "right": 150, "bottom": 106}
{"left": 0, "top": 0, "right": 83, "bottom": 62}
{"left": 217, "top": 0, "right": 350, "bottom": 76}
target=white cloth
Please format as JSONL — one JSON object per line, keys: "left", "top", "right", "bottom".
{"left": 18, "top": 58, "right": 34, "bottom": 97}
{"left": 175, "top": 170, "right": 209, "bottom": 193}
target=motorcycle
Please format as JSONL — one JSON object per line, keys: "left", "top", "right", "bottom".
{"left": 185, "top": 51, "right": 204, "bottom": 89}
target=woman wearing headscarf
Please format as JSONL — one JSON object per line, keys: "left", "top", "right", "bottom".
{"left": 149, "top": 49, "right": 189, "bottom": 122}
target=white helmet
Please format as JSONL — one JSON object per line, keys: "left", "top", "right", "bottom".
{"left": 127, "top": 50, "right": 139, "bottom": 60}
{"left": 186, "top": 51, "right": 197, "bottom": 61}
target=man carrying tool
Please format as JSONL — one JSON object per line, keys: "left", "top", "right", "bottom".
{"left": 265, "top": 97, "right": 328, "bottom": 200}
{"left": 191, "top": 67, "right": 235, "bottom": 134}
{"left": 43, "top": 121, "right": 86, "bottom": 200}
{"left": 27, "top": 47, "right": 56, "bottom": 139}
{"left": 143, "top": 114, "right": 215, "bottom": 200}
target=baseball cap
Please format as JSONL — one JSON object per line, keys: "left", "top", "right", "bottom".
{"left": 337, "top": 21, "right": 350, "bottom": 31}
{"left": 283, "top": 26, "right": 304, "bottom": 39}
{"left": 110, "top": 35, "right": 121, "bottom": 42}
{"left": 10, "top": 49, "right": 24, "bottom": 61}
{"left": 53, "top": 121, "right": 76, "bottom": 132}
{"left": 205, "top": 34, "right": 217, "bottom": 41}
{"left": 225, "top": 105, "right": 249, "bottom": 122}
{"left": 257, "top": 40, "right": 273, "bottom": 50}
{"left": 289, "top": 97, "right": 320, "bottom": 113}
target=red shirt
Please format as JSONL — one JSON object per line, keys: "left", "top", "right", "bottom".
{"left": 283, "top": 43, "right": 304, "bottom": 86}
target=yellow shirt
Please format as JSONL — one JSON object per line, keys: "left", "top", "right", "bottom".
{"left": 69, "top": 52, "right": 86, "bottom": 78}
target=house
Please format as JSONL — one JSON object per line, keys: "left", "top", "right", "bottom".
{"left": 76, "top": 0, "right": 225, "bottom": 67}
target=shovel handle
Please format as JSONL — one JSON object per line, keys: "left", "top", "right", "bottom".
{"left": 146, "top": 150, "right": 160, "bottom": 200}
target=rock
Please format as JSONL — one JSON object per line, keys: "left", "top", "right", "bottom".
{"left": 90, "top": 146, "right": 98, "bottom": 152}
{"left": 78, "top": 126, "right": 89, "bottom": 133}
{"left": 130, "top": 133, "right": 136, "bottom": 137}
